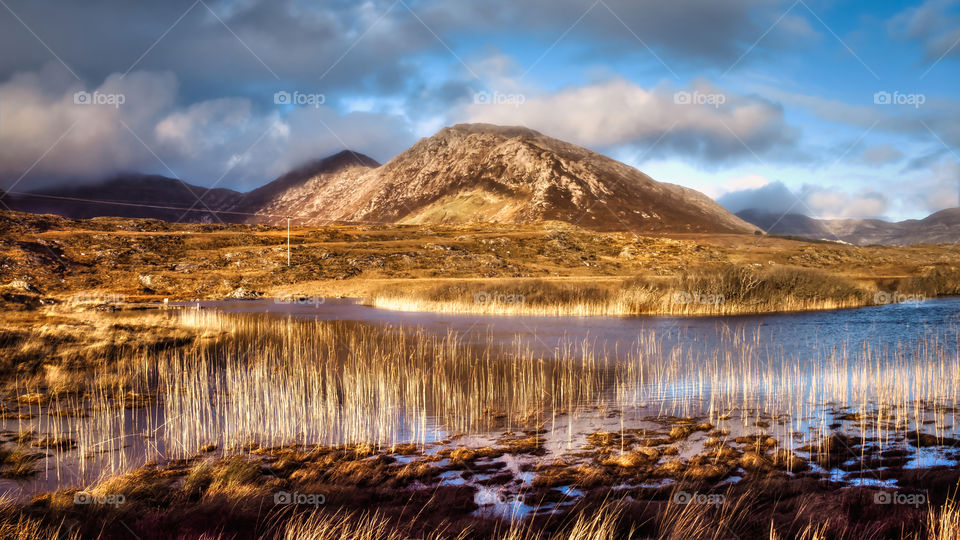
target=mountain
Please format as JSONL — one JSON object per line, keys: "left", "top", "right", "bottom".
{"left": 1, "top": 174, "right": 244, "bottom": 222}
{"left": 4, "top": 124, "right": 759, "bottom": 234}
{"left": 735, "top": 210, "right": 839, "bottom": 240}
{"left": 237, "top": 150, "right": 380, "bottom": 223}
{"left": 243, "top": 124, "right": 758, "bottom": 234}
{"left": 237, "top": 150, "right": 380, "bottom": 219}
{"left": 736, "top": 208, "right": 960, "bottom": 245}
{"left": 0, "top": 152, "right": 379, "bottom": 224}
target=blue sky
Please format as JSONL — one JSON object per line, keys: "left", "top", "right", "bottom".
{"left": 0, "top": 0, "right": 958, "bottom": 220}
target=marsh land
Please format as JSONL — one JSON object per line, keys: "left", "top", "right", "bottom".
{"left": 1, "top": 210, "right": 959, "bottom": 539}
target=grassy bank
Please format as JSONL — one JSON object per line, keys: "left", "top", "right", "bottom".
{"left": 372, "top": 264, "right": 960, "bottom": 317}
{"left": 2, "top": 210, "right": 960, "bottom": 317}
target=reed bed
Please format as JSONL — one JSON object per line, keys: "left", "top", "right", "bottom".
{"left": 3, "top": 307, "right": 959, "bottom": 493}
{"left": 158, "top": 310, "right": 610, "bottom": 454}
{"left": 371, "top": 265, "right": 878, "bottom": 317}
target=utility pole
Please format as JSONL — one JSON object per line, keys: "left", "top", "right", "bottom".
{"left": 287, "top": 218, "right": 291, "bottom": 267}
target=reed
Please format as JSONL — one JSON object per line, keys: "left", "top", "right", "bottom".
{"left": 371, "top": 265, "right": 878, "bottom": 317}
{"left": 3, "top": 305, "right": 959, "bottom": 525}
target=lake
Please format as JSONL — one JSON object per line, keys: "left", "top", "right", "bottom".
{"left": 3, "top": 297, "right": 959, "bottom": 506}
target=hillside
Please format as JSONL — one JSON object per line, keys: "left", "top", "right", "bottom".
{"left": 238, "top": 150, "right": 380, "bottom": 221}
{"left": 248, "top": 124, "right": 759, "bottom": 234}
{"left": 2, "top": 175, "right": 243, "bottom": 223}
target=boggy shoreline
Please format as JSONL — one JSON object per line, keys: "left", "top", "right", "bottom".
{"left": 4, "top": 402, "right": 960, "bottom": 539}
{"left": 3, "top": 423, "right": 959, "bottom": 539}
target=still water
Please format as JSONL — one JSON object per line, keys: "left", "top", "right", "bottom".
{"left": 2, "top": 298, "right": 958, "bottom": 500}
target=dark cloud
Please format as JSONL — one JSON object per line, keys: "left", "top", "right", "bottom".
{"left": 889, "top": 0, "right": 960, "bottom": 62}
{"left": 718, "top": 181, "right": 803, "bottom": 215}
{"left": 860, "top": 144, "right": 903, "bottom": 165}
{"left": 429, "top": 0, "right": 810, "bottom": 66}
{"left": 718, "top": 181, "right": 889, "bottom": 218}
{"left": 0, "top": 68, "right": 416, "bottom": 191}
{"left": 0, "top": 0, "right": 804, "bottom": 105}
{"left": 902, "top": 148, "right": 949, "bottom": 172}
{"left": 0, "top": 0, "right": 436, "bottom": 104}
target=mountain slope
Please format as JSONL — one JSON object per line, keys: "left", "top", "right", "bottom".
{"left": 257, "top": 124, "right": 759, "bottom": 234}
{"left": 737, "top": 208, "right": 960, "bottom": 245}
{"left": 735, "top": 210, "right": 837, "bottom": 239}
{"left": 239, "top": 150, "right": 380, "bottom": 219}
{"left": 238, "top": 151, "right": 380, "bottom": 222}
{"left": 2, "top": 175, "right": 243, "bottom": 222}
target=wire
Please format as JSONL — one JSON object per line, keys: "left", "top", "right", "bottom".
{"left": 0, "top": 190, "right": 387, "bottom": 225}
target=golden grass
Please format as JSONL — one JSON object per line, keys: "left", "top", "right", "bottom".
{"left": 929, "top": 498, "right": 960, "bottom": 540}
{"left": 279, "top": 510, "right": 468, "bottom": 540}
{"left": 271, "top": 497, "right": 960, "bottom": 539}
{"left": 372, "top": 264, "right": 882, "bottom": 317}
{"left": 276, "top": 503, "right": 625, "bottom": 540}
{"left": 3, "top": 209, "right": 959, "bottom": 310}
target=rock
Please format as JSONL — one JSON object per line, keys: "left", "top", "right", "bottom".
{"left": 618, "top": 246, "right": 637, "bottom": 259}
{"left": 227, "top": 287, "right": 263, "bottom": 299}
{"left": 137, "top": 274, "right": 155, "bottom": 288}
{"left": 6, "top": 280, "right": 39, "bottom": 293}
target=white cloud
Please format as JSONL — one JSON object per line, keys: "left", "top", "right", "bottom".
{"left": 898, "top": 156, "right": 960, "bottom": 214}
{"left": 461, "top": 78, "right": 797, "bottom": 164}
{"left": 722, "top": 174, "right": 771, "bottom": 192}
{"left": 804, "top": 188, "right": 887, "bottom": 219}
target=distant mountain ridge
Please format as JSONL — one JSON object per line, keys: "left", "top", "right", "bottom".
{"left": 2, "top": 123, "right": 758, "bottom": 234}
{"left": 736, "top": 208, "right": 960, "bottom": 245}
{"left": 4, "top": 174, "right": 244, "bottom": 223}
